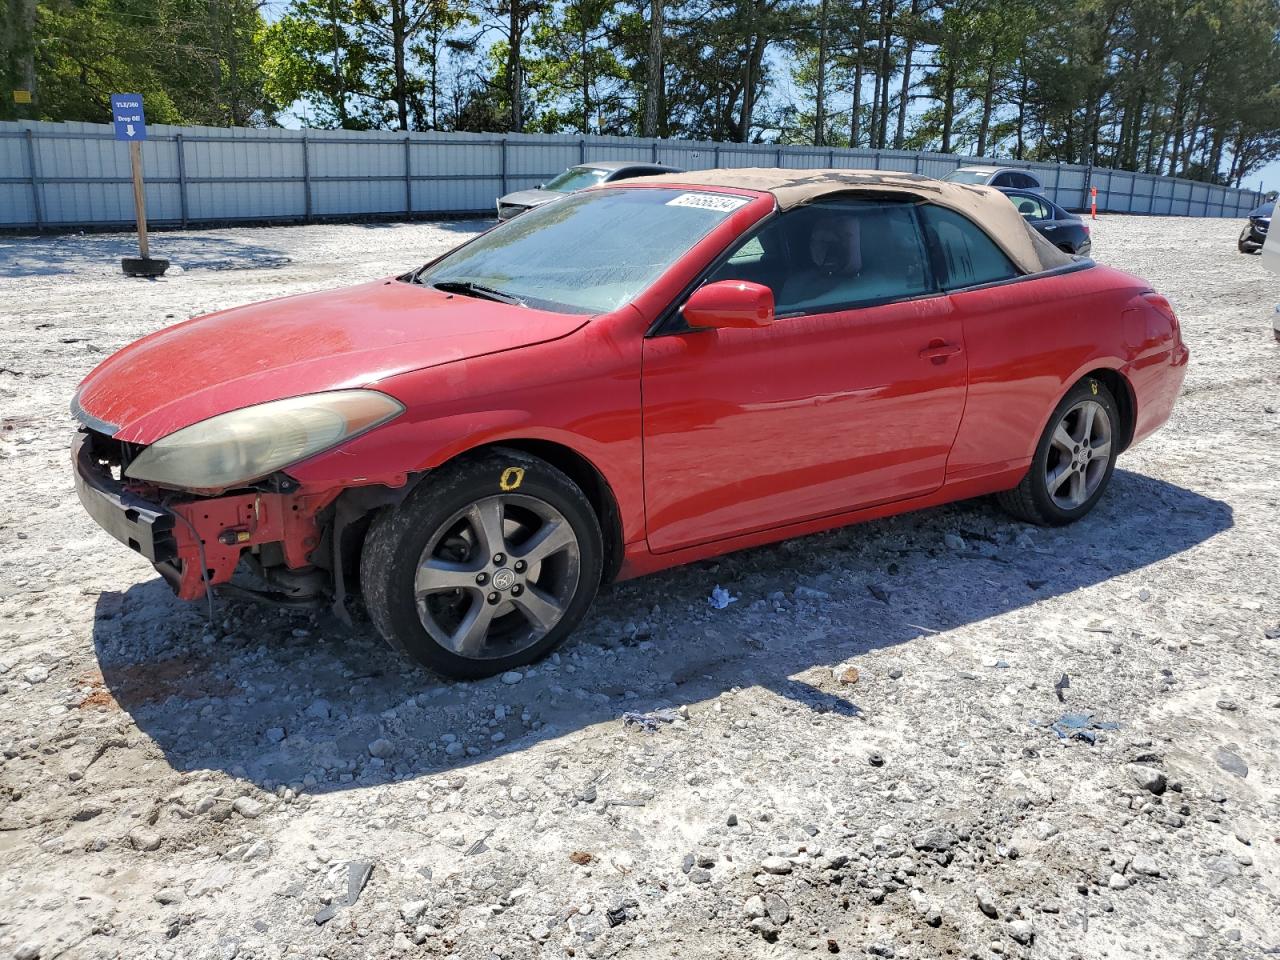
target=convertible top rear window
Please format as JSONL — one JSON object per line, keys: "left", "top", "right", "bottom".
{"left": 415, "top": 188, "right": 746, "bottom": 314}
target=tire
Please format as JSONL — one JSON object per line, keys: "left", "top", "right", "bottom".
{"left": 1239, "top": 226, "right": 1260, "bottom": 254}
{"left": 997, "top": 378, "right": 1120, "bottom": 526}
{"left": 360, "top": 447, "right": 603, "bottom": 679}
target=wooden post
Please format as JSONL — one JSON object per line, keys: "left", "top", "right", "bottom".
{"left": 130, "top": 140, "right": 150, "bottom": 259}
{"left": 120, "top": 138, "right": 167, "bottom": 276}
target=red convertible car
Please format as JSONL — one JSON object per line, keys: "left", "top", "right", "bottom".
{"left": 72, "top": 169, "right": 1188, "bottom": 678}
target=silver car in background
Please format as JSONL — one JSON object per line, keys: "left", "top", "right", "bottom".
{"left": 496, "top": 160, "right": 683, "bottom": 220}
{"left": 945, "top": 165, "right": 1044, "bottom": 190}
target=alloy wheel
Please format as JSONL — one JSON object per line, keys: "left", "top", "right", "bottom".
{"left": 413, "top": 494, "right": 581, "bottom": 660}
{"left": 1045, "top": 398, "right": 1113, "bottom": 510}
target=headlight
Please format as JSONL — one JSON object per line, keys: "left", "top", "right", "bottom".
{"left": 124, "top": 390, "right": 404, "bottom": 491}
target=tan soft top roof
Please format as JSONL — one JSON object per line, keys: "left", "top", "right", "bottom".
{"left": 629, "top": 167, "right": 1074, "bottom": 275}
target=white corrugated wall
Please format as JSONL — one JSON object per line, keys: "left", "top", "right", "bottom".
{"left": 0, "top": 120, "right": 1265, "bottom": 229}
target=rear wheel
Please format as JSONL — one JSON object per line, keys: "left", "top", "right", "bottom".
{"left": 997, "top": 378, "right": 1119, "bottom": 526}
{"left": 361, "top": 449, "right": 603, "bottom": 678}
{"left": 1239, "top": 225, "right": 1260, "bottom": 254}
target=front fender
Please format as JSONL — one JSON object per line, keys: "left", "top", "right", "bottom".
{"left": 286, "top": 319, "right": 646, "bottom": 543}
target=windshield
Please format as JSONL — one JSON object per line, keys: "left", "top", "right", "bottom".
{"left": 944, "top": 169, "right": 996, "bottom": 184}
{"left": 415, "top": 187, "right": 751, "bottom": 314}
{"left": 543, "top": 166, "right": 609, "bottom": 193}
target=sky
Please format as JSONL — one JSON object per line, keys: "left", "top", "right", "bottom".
{"left": 1246, "top": 160, "right": 1278, "bottom": 196}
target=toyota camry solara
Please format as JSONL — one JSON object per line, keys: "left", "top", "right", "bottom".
{"left": 72, "top": 169, "right": 1188, "bottom": 678}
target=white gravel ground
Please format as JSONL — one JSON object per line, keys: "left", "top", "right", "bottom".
{"left": 0, "top": 214, "right": 1278, "bottom": 960}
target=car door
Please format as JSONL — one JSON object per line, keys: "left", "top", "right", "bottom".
{"left": 915, "top": 202, "right": 1066, "bottom": 476}
{"left": 1006, "top": 190, "right": 1059, "bottom": 239}
{"left": 640, "top": 198, "right": 968, "bottom": 553}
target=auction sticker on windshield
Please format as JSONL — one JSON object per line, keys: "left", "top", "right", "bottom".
{"left": 665, "top": 192, "right": 751, "bottom": 212}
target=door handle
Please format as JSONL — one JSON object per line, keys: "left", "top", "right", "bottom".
{"left": 1042, "top": 224, "right": 1058, "bottom": 230}
{"left": 919, "top": 340, "right": 962, "bottom": 361}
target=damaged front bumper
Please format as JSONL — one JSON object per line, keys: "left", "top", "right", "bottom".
{"left": 73, "top": 430, "right": 337, "bottom": 603}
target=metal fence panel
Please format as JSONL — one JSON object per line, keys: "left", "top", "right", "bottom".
{"left": 0, "top": 119, "right": 1265, "bottom": 229}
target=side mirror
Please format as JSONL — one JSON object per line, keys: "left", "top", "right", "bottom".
{"left": 681, "top": 280, "right": 775, "bottom": 330}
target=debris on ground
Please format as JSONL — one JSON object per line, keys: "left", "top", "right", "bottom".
{"left": 621, "top": 707, "right": 681, "bottom": 730}
{"left": 708, "top": 585, "right": 738, "bottom": 609}
{"left": 1048, "top": 711, "right": 1121, "bottom": 743}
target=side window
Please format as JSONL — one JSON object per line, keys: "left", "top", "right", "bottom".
{"left": 1019, "top": 173, "right": 1042, "bottom": 189}
{"left": 1009, "top": 193, "right": 1050, "bottom": 220}
{"left": 705, "top": 199, "right": 934, "bottom": 316}
{"left": 991, "top": 172, "right": 1014, "bottom": 187}
{"left": 919, "top": 204, "right": 1020, "bottom": 290}
{"left": 727, "top": 235, "right": 766, "bottom": 266}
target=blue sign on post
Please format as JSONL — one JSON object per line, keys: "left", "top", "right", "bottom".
{"left": 111, "top": 93, "right": 147, "bottom": 141}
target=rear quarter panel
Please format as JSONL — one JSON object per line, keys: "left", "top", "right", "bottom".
{"left": 946, "top": 264, "right": 1182, "bottom": 480}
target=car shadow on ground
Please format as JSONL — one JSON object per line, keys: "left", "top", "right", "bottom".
{"left": 90, "top": 468, "right": 1231, "bottom": 794}
{"left": 0, "top": 221, "right": 486, "bottom": 278}
{"left": 355, "top": 219, "right": 492, "bottom": 233}
{"left": 0, "top": 233, "right": 295, "bottom": 277}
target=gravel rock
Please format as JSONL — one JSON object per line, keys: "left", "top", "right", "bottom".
{"left": 759, "top": 856, "right": 793, "bottom": 875}
{"left": 911, "top": 826, "right": 959, "bottom": 852}
{"left": 794, "top": 585, "right": 831, "bottom": 601}
{"left": 1215, "top": 747, "right": 1249, "bottom": 778}
{"left": 1108, "top": 872, "right": 1131, "bottom": 890}
{"left": 72, "top": 804, "right": 104, "bottom": 822}
{"left": 1131, "top": 855, "right": 1160, "bottom": 877}
{"left": 501, "top": 671, "right": 524, "bottom": 685}
{"left": 976, "top": 887, "right": 999, "bottom": 918}
{"left": 1008, "top": 919, "right": 1034, "bottom": 945}
{"left": 231, "top": 796, "right": 265, "bottom": 819}
{"left": 13, "top": 942, "right": 41, "bottom": 960}
{"left": 22, "top": 665, "right": 49, "bottom": 685}
{"left": 743, "top": 895, "right": 767, "bottom": 919}
{"left": 1127, "top": 765, "right": 1167, "bottom": 795}
{"left": 128, "top": 828, "right": 162, "bottom": 852}
{"left": 763, "top": 892, "right": 790, "bottom": 924}
{"left": 368, "top": 738, "right": 395, "bottom": 759}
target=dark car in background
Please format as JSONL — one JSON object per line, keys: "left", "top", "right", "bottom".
{"left": 999, "top": 188, "right": 1092, "bottom": 256}
{"left": 496, "top": 160, "right": 684, "bottom": 220}
{"left": 1238, "top": 201, "right": 1272, "bottom": 253}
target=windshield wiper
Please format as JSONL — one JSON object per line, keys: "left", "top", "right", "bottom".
{"left": 430, "top": 280, "right": 526, "bottom": 307}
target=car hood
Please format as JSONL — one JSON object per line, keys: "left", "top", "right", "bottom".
{"left": 1248, "top": 201, "right": 1274, "bottom": 219}
{"left": 74, "top": 279, "right": 589, "bottom": 444}
{"left": 500, "top": 189, "right": 563, "bottom": 208}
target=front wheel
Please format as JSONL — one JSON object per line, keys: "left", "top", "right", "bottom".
{"left": 360, "top": 449, "right": 603, "bottom": 678}
{"left": 997, "top": 378, "right": 1119, "bottom": 526}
